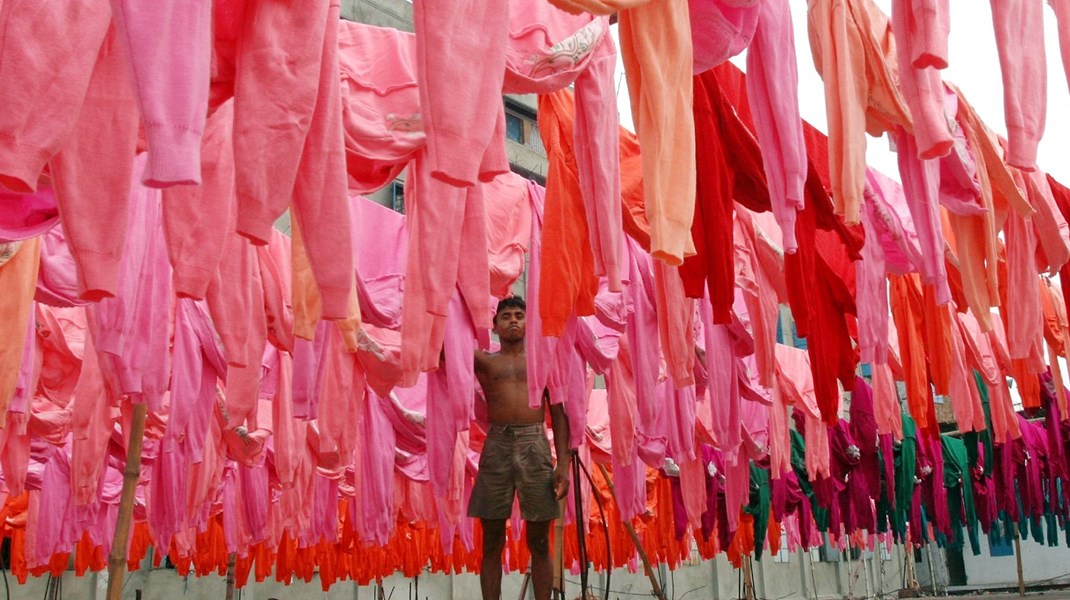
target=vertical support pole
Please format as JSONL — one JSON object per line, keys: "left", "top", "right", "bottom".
{"left": 106, "top": 403, "right": 148, "bottom": 600}
{"left": 553, "top": 497, "right": 565, "bottom": 599}
{"left": 225, "top": 553, "right": 236, "bottom": 600}
{"left": 596, "top": 464, "right": 667, "bottom": 600}
{"left": 925, "top": 543, "right": 938, "bottom": 595}
{"left": 1013, "top": 522, "right": 1025, "bottom": 597}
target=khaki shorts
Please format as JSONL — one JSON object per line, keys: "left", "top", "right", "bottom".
{"left": 468, "top": 423, "right": 560, "bottom": 522}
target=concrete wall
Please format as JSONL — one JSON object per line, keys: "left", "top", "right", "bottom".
{"left": 3, "top": 547, "right": 909, "bottom": 600}
{"left": 961, "top": 540, "right": 1070, "bottom": 588}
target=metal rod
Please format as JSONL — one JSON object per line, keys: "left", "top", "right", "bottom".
{"left": 596, "top": 463, "right": 667, "bottom": 600}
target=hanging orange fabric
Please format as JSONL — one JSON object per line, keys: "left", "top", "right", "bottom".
{"left": 890, "top": 274, "right": 939, "bottom": 438}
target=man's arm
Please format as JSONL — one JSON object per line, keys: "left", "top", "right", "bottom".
{"left": 547, "top": 394, "right": 572, "bottom": 500}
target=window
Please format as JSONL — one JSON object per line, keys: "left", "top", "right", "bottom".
{"left": 390, "top": 181, "right": 405, "bottom": 214}
{"left": 506, "top": 112, "right": 525, "bottom": 144}
{"left": 817, "top": 533, "right": 840, "bottom": 562}
{"left": 988, "top": 533, "right": 1014, "bottom": 557}
{"left": 773, "top": 532, "right": 791, "bottom": 563}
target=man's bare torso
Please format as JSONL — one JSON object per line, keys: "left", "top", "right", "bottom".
{"left": 474, "top": 350, "right": 543, "bottom": 424}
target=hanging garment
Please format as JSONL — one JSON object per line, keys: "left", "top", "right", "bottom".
{"left": 894, "top": 129, "right": 951, "bottom": 305}
{"left": 503, "top": 6, "right": 623, "bottom": 290}
{"left": 413, "top": 0, "right": 509, "bottom": 187}
{"left": 230, "top": 0, "right": 327, "bottom": 244}
{"left": 0, "top": 0, "right": 112, "bottom": 193}
{"left": 162, "top": 100, "right": 235, "bottom": 300}
{"left": 47, "top": 25, "right": 140, "bottom": 301}
{"left": 806, "top": 0, "right": 911, "bottom": 224}
{"left": 889, "top": 0, "right": 953, "bottom": 159}
{"left": 287, "top": 0, "right": 356, "bottom": 322}
{"left": 350, "top": 196, "right": 407, "bottom": 330}
{"left": 682, "top": 69, "right": 769, "bottom": 324}
{"left": 337, "top": 22, "right": 422, "bottom": 194}
{"left": 689, "top": 0, "right": 760, "bottom": 74}
{"left": 0, "top": 240, "right": 41, "bottom": 418}
{"left": 745, "top": 0, "right": 807, "bottom": 252}
{"left": 0, "top": 186, "right": 59, "bottom": 244}
{"left": 536, "top": 91, "right": 600, "bottom": 337}
{"left": 989, "top": 0, "right": 1047, "bottom": 170}
{"left": 108, "top": 0, "right": 211, "bottom": 187}
{"left": 890, "top": 274, "right": 940, "bottom": 437}
{"left": 619, "top": 0, "right": 697, "bottom": 265}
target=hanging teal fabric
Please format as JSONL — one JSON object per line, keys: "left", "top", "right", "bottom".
{"left": 893, "top": 414, "right": 919, "bottom": 542}
{"left": 745, "top": 462, "right": 772, "bottom": 560}
{"left": 791, "top": 429, "right": 830, "bottom": 532}
{"left": 942, "top": 434, "right": 980, "bottom": 555}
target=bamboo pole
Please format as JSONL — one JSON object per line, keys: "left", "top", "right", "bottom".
{"left": 809, "top": 549, "right": 819, "bottom": 600}
{"left": 925, "top": 542, "right": 938, "bottom": 595}
{"left": 742, "top": 554, "right": 756, "bottom": 600}
{"left": 225, "top": 552, "right": 237, "bottom": 600}
{"left": 1013, "top": 522, "right": 1025, "bottom": 597}
{"left": 553, "top": 497, "right": 565, "bottom": 599}
{"left": 596, "top": 463, "right": 667, "bottom": 600}
{"left": 106, "top": 402, "right": 148, "bottom": 600}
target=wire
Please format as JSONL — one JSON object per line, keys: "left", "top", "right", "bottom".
{"left": 573, "top": 451, "right": 590, "bottom": 598}
{"left": 575, "top": 455, "right": 613, "bottom": 600}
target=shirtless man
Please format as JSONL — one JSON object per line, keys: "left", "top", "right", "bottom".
{"left": 468, "top": 297, "right": 571, "bottom": 600}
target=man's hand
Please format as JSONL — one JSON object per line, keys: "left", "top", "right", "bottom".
{"left": 553, "top": 465, "right": 570, "bottom": 500}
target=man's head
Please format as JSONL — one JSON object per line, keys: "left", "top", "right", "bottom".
{"left": 493, "top": 296, "right": 526, "bottom": 343}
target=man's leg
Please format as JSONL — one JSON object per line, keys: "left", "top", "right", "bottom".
{"left": 526, "top": 519, "right": 553, "bottom": 600}
{"left": 480, "top": 518, "right": 507, "bottom": 600}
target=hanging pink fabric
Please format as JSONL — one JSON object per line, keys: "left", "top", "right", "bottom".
{"left": 689, "top": 0, "right": 760, "bottom": 75}
{"left": 48, "top": 24, "right": 140, "bottom": 302}
{"left": 36, "top": 223, "right": 90, "bottom": 309}
{"left": 413, "top": 0, "right": 509, "bottom": 187}
{"left": 337, "top": 21, "right": 422, "bottom": 194}
{"left": 350, "top": 196, "right": 408, "bottom": 330}
{"left": 0, "top": 186, "right": 59, "bottom": 243}
{"left": 745, "top": 0, "right": 806, "bottom": 253}
{"left": 484, "top": 173, "right": 534, "bottom": 299}
{"left": 894, "top": 129, "right": 951, "bottom": 305}
{"left": 162, "top": 100, "right": 236, "bottom": 300}
{"left": 0, "top": 0, "right": 111, "bottom": 194}
{"left": 989, "top": 0, "right": 1047, "bottom": 170}
{"left": 108, "top": 0, "right": 211, "bottom": 187}
{"left": 890, "top": 0, "right": 953, "bottom": 160}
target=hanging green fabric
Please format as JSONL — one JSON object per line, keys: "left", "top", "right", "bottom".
{"left": 942, "top": 434, "right": 980, "bottom": 555}
{"left": 876, "top": 442, "right": 894, "bottom": 536}
{"left": 893, "top": 414, "right": 919, "bottom": 542}
{"left": 965, "top": 371, "right": 995, "bottom": 474}
{"left": 745, "top": 462, "right": 772, "bottom": 560}
{"left": 791, "top": 429, "right": 830, "bottom": 532}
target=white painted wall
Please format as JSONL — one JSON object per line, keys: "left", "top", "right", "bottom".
{"left": 962, "top": 540, "right": 1070, "bottom": 588}
{"left": 0, "top": 548, "right": 909, "bottom": 600}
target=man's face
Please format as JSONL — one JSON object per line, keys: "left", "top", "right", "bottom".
{"left": 493, "top": 307, "right": 526, "bottom": 342}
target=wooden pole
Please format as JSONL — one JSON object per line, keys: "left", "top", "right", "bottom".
{"left": 106, "top": 402, "right": 148, "bottom": 600}
{"left": 846, "top": 544, "right": 854, "bottom": 599}
{"left": 809, "top": 549, "right": 819, "bottom": 600}
{"left": 518, "top": 572, "right": 531, "bottom": 600}
{"left": 863, "top": 553, "right": 873, "bottom": 600}
{"left": 925, "top": 542, "right": 938, "bottom": 595}
{"left": 553, "top": 497, "right": 565, "bottom": 599}
{"left": 742, "top": 554, "right": 756, "bottom": 600}
{"left": 225, "top": 552, "right": 237, "bottom": 600}
{"left": 1013, "top": 522, "right": 1025, "bottom": 597}
{"left": 596, "top": 463, "right": 667, "bottom": 600}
